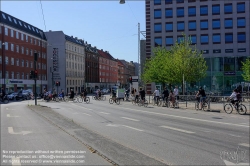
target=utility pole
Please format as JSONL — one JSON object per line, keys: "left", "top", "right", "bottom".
{"left": 34, "top": 53, "right": 37, "bottom": 105}
{"left": 138, "top": 22, "right": 140, "bottom": 85}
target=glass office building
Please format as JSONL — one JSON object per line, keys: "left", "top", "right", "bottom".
{"left": 145, "top": 0, "right": 250, "bottom": 94}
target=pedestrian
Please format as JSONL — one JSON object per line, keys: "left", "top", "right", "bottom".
{"left": 152, "top": 87, "right": 160, "bottom": 103}
{"left": 70, "top": 89, "right": 74, "bottom": 99}
{"left": 162, "top": 87, "right": 169, "bottom": 103}
{"left": 174, "top": 86, "right": 179, "bottom": 101}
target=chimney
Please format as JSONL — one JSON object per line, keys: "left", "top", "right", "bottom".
{"left": 75, "top": 37, "right": 78, "bottom": 39}
{"left": 94, "top": 46, "right": 97, "bottom": 49}
{"left": 130, "top": 61, "right": 133, "bottom": 63}
{"left": 101, "top": 49, "right": 103, "bottom": 51}
{"left": 89, "top": 44, "right": 91, "bottom": 47}
{"left": 85, "top": 41, "right": 88, "bottom": 44}
{"left": 71, "top": 36, "right": 73, "bottom": 38}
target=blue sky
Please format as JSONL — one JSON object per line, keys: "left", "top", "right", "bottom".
{"left": 1, "top": 0, "right": 145, "bottom": 63}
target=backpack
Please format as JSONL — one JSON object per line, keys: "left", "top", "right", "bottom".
{"left": 236, "top": 93, "right": 242, "bottom": 100}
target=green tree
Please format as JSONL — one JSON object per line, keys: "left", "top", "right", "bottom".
{"left": 142, "top": 35, "right": 207, "bottom": 89}
{"left": 241, "top": 58, "right": 250, "bottom": 82}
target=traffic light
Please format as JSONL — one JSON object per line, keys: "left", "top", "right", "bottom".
{"left": 34, "top": 70, "right": 38, "bottom": 79}
{"left": 29, "top": 70, "right": 34, "bottom": 79}
{"left": 56, "top": 81, "right": 60, "bottom": 86}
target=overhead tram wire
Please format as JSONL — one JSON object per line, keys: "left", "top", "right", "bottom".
{"left": 40, "top": 0, "right": 47, "bottom": 32}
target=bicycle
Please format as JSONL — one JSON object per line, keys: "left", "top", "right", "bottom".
{"left": 153, "top": 96, "right": 161, "bottom": 107}
{"left": 0, "top": 95, "right": 9, "bottom": 104}
{"left": 109, "top": 97, "right": 120, "bottom": 105}
{"left": 168, "top": 96, "right": 179, "bottom": 109}
{"left": 195, "top": 97, "right": 208, "bottom": 111}
{"left": 131, "top": 96, "right": 139, "bottom": 105}
{"left": 137, "top": 97, "right": 148, "bottom": 107}
{"left": 78, "top": 96, "right": 90, "bottom": 104}
{"left": 224, "top": 100, "right": 247, "bottom": 115}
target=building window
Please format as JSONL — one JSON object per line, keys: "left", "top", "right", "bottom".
{"left": 154, "top": 23, "right": 162, "bottom": 33}
{"left": 188, "top": 7, "right": 196, "bottom": 16}
{"left": 16, "top": 59, "right": 19, "bottom": 66}
{"left": 5, "top": 27, "right": 8, "bottom": 36}
{"left": 17, "top": 72, "right": 19, "bottom": 79}
{"left": 177, "top": 7, "right": 184, "bottom": 17}
{"left": 21, "top": 60, "right": 24, "bottom": 67}
{"left": 21, "top": 47, "right": 24, "bottom": 54}
{"left": 5, "top": 42, "right": 8, "bottom": 50}
{"left": 212, "top": 19, "right": 220, "bottom": 29}
{"left": 177, "top": 36, "right": 184, "bottom": 44}
{"left": 165, "top": 8, "right": 173, "bottom": 18}
{"left": 165, "top": 0, "right": 172, "bottom": 4}
{"left": 26, "top": 48, "right": 29, "bottom": 55}
{"left": 16, "top": 31, "right": 19, "bottom": 39}
{"left": 200, "top": 5, "right": 208, "bottom": 15}
{"left": 212, "top": 5, "right": 220, "bottom": 15}
{"left": 237, "top": 18, "right": 245, "bottom": 28}
{"left": 224, "top": 4, "right": 232, "bottom": 14}
{"left": 154, "top": 37, "right": 162, "bottom": 47}
{"left": 26, "top": 60, "right": 29, "bottom": 67}
{"left": 238, "top": 33, "right": 246, "bottom": 43}
{"left": 200, "top": 35, "right": 208, "bottom": 44}
{"left": 213, "top": 34, "right": 221, "bottom": 44}
{"left": 177, "top": 0, "right": 184, "bottom": 3}
{"left": 11, "top": 29, "right": 14, "bottom": 37}
{"left": 225, "top": 33, "right": 233, "bottom": 43}
{"left": 224, "top": 19, "right": 233, "bottom": 29}
{"left": 154, "top": 0, "right": 161, "bottom": 5}
{"left": 177, "top": 21, "right": 184, "bottom": 31}
{"left": 16, "top": 45, "right": 19, "bottom": 53}
{"left": 11, "top": 44, "right": 14, "bottom": 51}
{"left": 165, "top": 22, "right": 173, "bottom": 32}
{"left": 11, "top": 72, "right": 14, "bottom": 79}
{"left": 188, "top": 21, "right": 196, "bottom": 30}
{"left": 5, "top": 56, "right": 8, "bottom": 65}
{"left": 21, "top": 33, "right": 24, "bottom": 40}
{"left": 22, "top": 72, "right": 24, "bottom": 79}
{"left": 30, "top": 38, "right": 33, "bottom": 44}
{"left": 166, "top": 37, "right": 173, "bottom": 46}
{"left": 237, "top": 3, "right": 245, "bottom": 13}
{"left": 11, "top": 58, "right": 14, "bottom": 65}
{"left": 190, "top": 35, "right": 196, "bottom": 44}
{"left": 30, "top": 62, "right": 33, "bottom": 68}
{"left": 154, "top": 9, "right": 161, "bottom": 19}
{"left": 26, "top": 35, "right": 28, "bottom": 42}
{"left": 6, "top": 71, "right": 9, "bottom": 79}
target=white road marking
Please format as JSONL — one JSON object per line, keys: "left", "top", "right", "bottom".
{"left": 238, "top": 143, "right": 250, "bottom": 148}
{"left": 12, "top": 157, "right": 21, "bottom": 166}
{"left": 8, "top": 127, "right": 32, "bottom": 135}
{"left": 122, "top": 125, "right": 143, "bottom": 131}
{"left": 106, "top": 124, "right": 120, "bottom": 127}
{"left": 121, "top": 117, "right": 139, "bottom": 122}
{"left": 99, "top": 112, "right": 110, "bottom": 115}
{"left": 160, "top": 126, "right": 195, "bottom": 134}
{"left": 7, "top": 114, "right": 19, "bottom": 118}
{"left": 122, "top": 108, "right": 250, "bottom": 128}
{"left": 81, "top": 113, "right": 91, "bottom": 116}
{"left": 223, "top": 159, "right": 249, "bottom": 166}
{"left": 239, "top": 123, "right": 248, "bottom": 125}
{"left": 70, "top": 103, "right": 93, "bottom": 110}
{"left": 228, "top": 134, "right": 241, "bottom": 138}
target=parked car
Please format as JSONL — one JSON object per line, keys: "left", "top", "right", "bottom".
{"left": 7, "top": 92, "right": 18, "bottom": 100}
{"left": 16, "top": 90, "right": 30, "bottom": 100}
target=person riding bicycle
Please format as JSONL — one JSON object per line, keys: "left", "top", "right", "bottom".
{"left": 52, "top": 88, "right": 57, "bottom": 100}
{"left": 83, "top": 89, "right": 88, "bottom": 101}
{"left": 152, "top": 87, "right": 160, "bottom": 104}
{"left": 69, "top": 89, "right": 74, "bottom": 99}
{"left": 98, "top": 90, "right": 102, "bottom": 100}
{"left": 162, "top": 87, "right": 169, "bottom": 103}
{"left": 0, "top": 87, "right": 6, "bottom": 101}
{"left": 228, "top": 89, "right": 239, "bottom": 108}
{"left": 139, "top": 87, "right": 145, "bottom": 103}
{"left": 111, "top": 89, "right": 117, "bottom": 102}
{"left": 169, "top": 90, "right": 175, "bottom": 107}
{"left": 196, "top": 87, "right": 206, "bottom": 109}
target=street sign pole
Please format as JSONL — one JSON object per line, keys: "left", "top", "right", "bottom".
{"left": 34, "top": 53, "right": 37, "bottom": 105}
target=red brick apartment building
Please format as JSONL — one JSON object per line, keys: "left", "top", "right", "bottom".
{"left": 0, "top": 11, "right": 47, "bottom": 93}
{"left": 117, "top": 60, "right": 126, "bottom": 88}
{"left": 98, "top": 49, "right": 118, "bottom": 89}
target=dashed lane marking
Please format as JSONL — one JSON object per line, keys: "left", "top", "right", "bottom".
{"left": 122, "top": 125, "right": 143, "bottom": 132}
{"left": 99, "top": 112, "right": 110, "bottom": 115}
{"left": 239, "top": 143, "right": 250, "bottom": 148}
{"left": 160, "top": 125, "right": 195, "bottom": 134}
{"left": 121, "top": 117, "right": 139, "bottom": 122}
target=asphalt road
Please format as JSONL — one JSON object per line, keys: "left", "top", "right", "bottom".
{"left": 0, "top": 102, "right": 112, "bottom": 165}
{"left": 1, "top": 98, "right": 249, "bottom": 165}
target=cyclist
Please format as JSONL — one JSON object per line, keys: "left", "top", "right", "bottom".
{"left": 52, "top": 88, "right": 57, "bottom": 100}
{"left": 196, "top": 87, "right": 206, "bottom": 109}
{"left": 111, "top": 89, "right": 117, "bottom": 103}
{"left": 228, "top": 89, "right": 239, "bottom": 108}
{"left": 162, "top": 87, "right": 169, "bottom": 103}
{"left": 169, "top": 90, "right": 175, "bottom": 107}
{"left": 69, "top": 89, "right": 74, "bottom": 100}
{"left": 83, "top": 89, "right": 88, "bottom": 101}
{"left": 98, "top": 89, "right": 102, "bottom": 100}
{"left": 152, "top": 87, "right": 160, "bottom": 104}
{"left": 174, "top": 86, "right": 179, "bottom": 101}
{"left": 139, "top": 87, "right": 146, "bottom": 103}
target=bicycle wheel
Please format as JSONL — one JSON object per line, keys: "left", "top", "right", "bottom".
{"left": 144, "top": 100, "right": 148, "bottom": 107}
{"left": 109, "top": 98, "right": 114, "bottom": 104}
{"left": 137, "top": 99, "right": 142, "bottom": 107}
{"left": 224, "top": 104, "right": 233, "bottom": 114}
{"left": 195, "top": 102, "right": 199, "bottom": 110}
{"left": 78, "top": 97, "right": 83, "bottom": 103}
{"left": 237, "top": 104, "right": 247, "bottom": 115}
{"left": 116, "top": 99, "right": 120, "bottom": 105}
{"left": 102, "top": 96, "right": 106, "bottom": 101}
{"left": 85, "top": 97, "right": 90, "bottom": 104}
{"left": 55, "top": 97, "right": 59, "bottom": 102}
{"left": 202, "top": 102, "right": 208, "bottom": 111}
{"left": 132, "top": 99, "right": 136, "bottom": 105}
{"left": 64, "top": 97, "right": 69, "bottom": 102}
{"left": 73, "top": 97, "right": 78, "bottom": 103}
